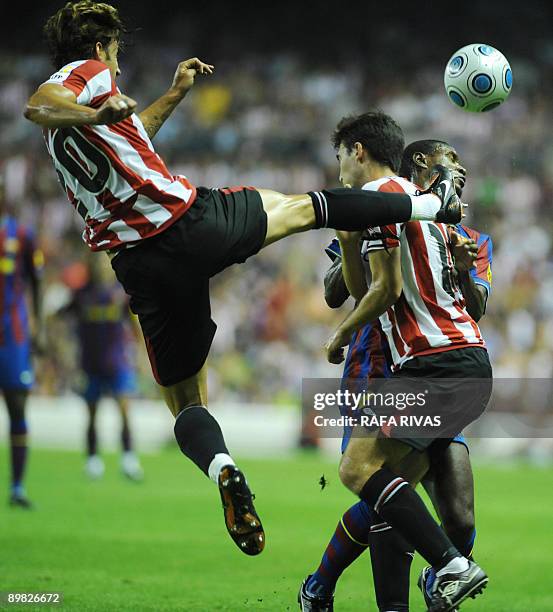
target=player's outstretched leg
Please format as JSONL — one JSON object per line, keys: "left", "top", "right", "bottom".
{"left": 5, "top": 390, "right": 32, "bottom": 509}
{"left": 167, "top": 365, "right": 265, "bottom": 556}
{"left": 260, "top": 166, "right": 461, "bottom": 247}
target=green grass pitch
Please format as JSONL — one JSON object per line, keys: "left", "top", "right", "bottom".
{"left": 1, "top": 447, "right": 552, "bottom": 611}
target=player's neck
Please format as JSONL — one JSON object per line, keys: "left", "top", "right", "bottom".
{"left": 360, "top": 165, "right": 397, "bottom": 185}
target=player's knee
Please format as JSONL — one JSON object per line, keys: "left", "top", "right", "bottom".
{"left": 338, "top": 460, "right": 357, "bottom": 491}
{"left": 287, "top": 197, "right": 315, "bottom": 229}
{"left": 338, "top": 456, "right": 378, "bottom": 494}
{"left": 267, "top": 196, "right": 314, "bottom": 236}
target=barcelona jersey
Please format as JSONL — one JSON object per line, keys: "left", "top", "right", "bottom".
{"left": 0, "top": 217, "right": 44, "bottom": 389}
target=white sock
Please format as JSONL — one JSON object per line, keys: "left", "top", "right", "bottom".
{"left": 410, "top": 193, "right": 440, "bottom": 220}
{"left": 436, "top": 556, "right": 470, "bottom": 577}
{"left": 208, "top": 453, "right": 236, "bottom": 484}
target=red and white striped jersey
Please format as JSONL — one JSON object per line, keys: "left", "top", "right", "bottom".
{"left": 360, "top": 176, "right": 485, "bottom": 370}
{"left": 42, "top": 59, "right": 196, "bottom": 251}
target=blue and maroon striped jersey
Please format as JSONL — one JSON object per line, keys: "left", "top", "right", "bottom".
{"left": 456, "top": 224, "right": 493, "bottom": 296}
{"left": 67, "top": 281, "right": 133, "bottom": 376}
{"left": 0, "top": 217, "right": 43, "bottom": 346}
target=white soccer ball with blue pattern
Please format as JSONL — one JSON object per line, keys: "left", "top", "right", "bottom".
{"left": 444, "top": 44, "right": 512, "bottom": 112}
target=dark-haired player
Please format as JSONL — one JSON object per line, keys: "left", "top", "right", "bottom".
{"left": 0, "top": 177, "right": 45, "bottom": 508}
{"left": 299, "top": 113, "right": 491, "bottom": 611}
{"left": 24, "top": 1, "right": 460, "bottom": 555}
{"left": 300, "top": 136, "right": 492, "bottom": 612}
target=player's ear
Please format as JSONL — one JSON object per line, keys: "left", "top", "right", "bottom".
{"left": 413, "top": 151, "right": 428, "bottom": 170}
{"left": 94, "top": 41, "right": 104, "bottom": 60}
{"left": 354, "top": 142, "right": 364, "bottom": 162}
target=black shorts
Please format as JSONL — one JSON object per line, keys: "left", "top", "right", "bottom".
{"left": 386, "top": 347, "right": 493, "bottom": 452}
{"left": 111, "top": 186, "right": 267, "bottom": 386}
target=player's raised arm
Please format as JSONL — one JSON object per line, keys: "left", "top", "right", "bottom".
{"left": 24, "top": 83, "right": 137, "bottom": 129}
{"left": 138, "top": 58, "right": 214, "bottom": 140}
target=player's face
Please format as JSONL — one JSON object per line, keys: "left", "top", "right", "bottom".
{"left": 336, "top": 142, "right": 363, "bottom": 188}
{"left": 98, "top": 39, "right": 121, "bottom": 79}
{"left": 427, "top": 145, "right": 467, "bottom": 196}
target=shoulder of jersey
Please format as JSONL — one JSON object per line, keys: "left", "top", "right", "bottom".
{"left": 47, "top": 59, "right": 109, "bottom": 82}
{"left": 361, "top": 176, "right": 418, "bottom": 195}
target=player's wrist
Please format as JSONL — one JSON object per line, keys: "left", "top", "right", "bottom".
{"left": 166, "top": 85, "right": 189, "bottom": 101}
{"left": 89, "top": 108, "right": 104, "bottom": 126}
{"left": 335, "top": 325, "right": 351, "bottom": 344}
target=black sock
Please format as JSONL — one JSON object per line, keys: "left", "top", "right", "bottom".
{"left": 121, "top": 422, "right": 132, "bottom": 452}
{"left": 308, "top": 188, "right": 412, "bottom": 230}
{"left": 10, "top": 427, "right": 28, "bottom": 491}
{"left": 369, "top": 523, "right": 413, "bottom": 612}
{"left": 87, "top": 422, "right": 97, "bottom": 456}
{"left": 173, "top": 405, "right": 229, "bottom": 476}
{"left": 359, "top": 467, "right": 459, "bottom": 569}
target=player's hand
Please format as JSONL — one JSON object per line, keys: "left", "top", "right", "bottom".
{"left": 94, "top": 94, "right": 137, "bottom": 125}
{"left": 324, "top": 329, "right": 349, "bottom": 364}
{"left": 450, "top": 230, "right": 477, "bottom": 272}
{"left": 170, "top": 58, "right": 214, "bottom": 96}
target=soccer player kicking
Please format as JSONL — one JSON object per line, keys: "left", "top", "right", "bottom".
{"left": 0, "top": 176, "right": 45, "bottom": 508}
{"left": 299, "top": 124, "right": 492, "bottom": 612}
{"left": 300, "top": 112, "right": 491, "bottom": 611}
{"left": 24, "top": 1, "right": 461, "bottom": 556}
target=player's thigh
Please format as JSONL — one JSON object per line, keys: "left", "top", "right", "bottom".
{"left": 339, "top": 434, "right": 412, "bottom": 492}
{"left": 431, "top": 441, "right": 474, "bottom": 525}
{"left": 113, "top": 248, "right": 216, "bottom": 390}
{"left": 160, "top": 362, "right": 208, "bottom": 417}
{"left": 257, "top": 189, "right": 315, "bottom": 246}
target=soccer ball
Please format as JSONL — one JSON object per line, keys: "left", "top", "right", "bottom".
{"left": 444, "top": 44, "right": 512, "bottom": 113}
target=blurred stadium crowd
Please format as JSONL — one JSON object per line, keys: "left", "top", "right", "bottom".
{"left": 2, "top": 20, "right": 553, "bottom": 409}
